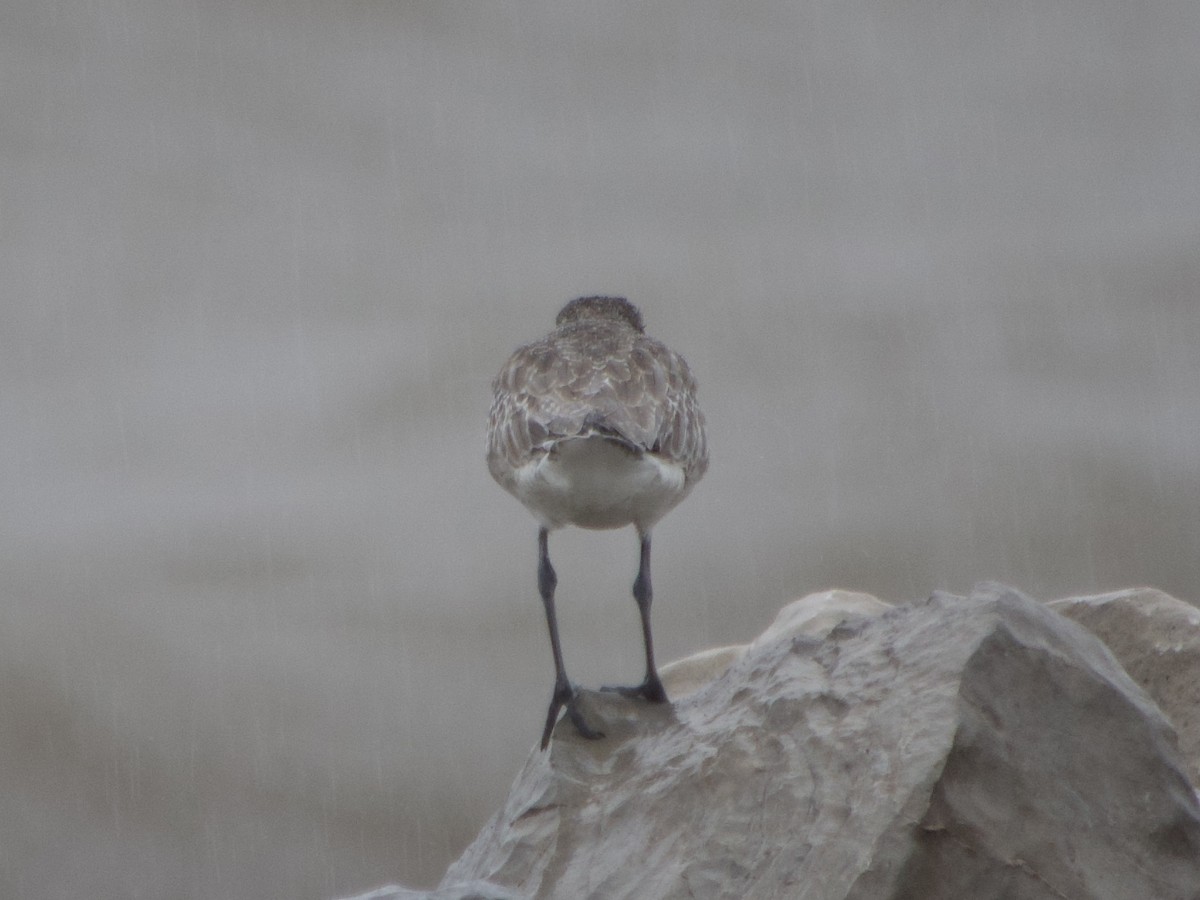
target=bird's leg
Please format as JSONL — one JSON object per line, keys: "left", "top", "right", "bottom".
{"left": 602, "top": 531, "right": 669, "bottom": 703}
{"left": 537, "top": 527, "right": 604, "bottom": 749}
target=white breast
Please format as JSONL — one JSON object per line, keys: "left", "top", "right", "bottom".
{"left": 510, "top": 435, "right": 690, "bottom": 532}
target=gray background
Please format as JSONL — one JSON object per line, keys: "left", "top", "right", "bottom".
{"left": 4, "top": 2, "right": 1198, "bottom": 898}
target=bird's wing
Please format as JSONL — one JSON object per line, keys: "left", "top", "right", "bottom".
{"left": 488, "top": 334, "right": 707, "bottom": 483}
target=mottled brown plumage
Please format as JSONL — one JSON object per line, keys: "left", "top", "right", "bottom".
{"left": 487, "top": 297, "right": 707, "bottom": 526}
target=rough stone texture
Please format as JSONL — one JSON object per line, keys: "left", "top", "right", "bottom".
{"left": 1048, "top": 587, "right": 1200, "bottom": 786}
{"left": 658, "top": 645, "right": 747, "bottom": 699}
{"left": 341, "top": 883, "right": 524, "bottom": 900}
{"left": 750, "top": 589, "right": 894, "bottom": 649}
{"left": 344, "top": 585, "right": 1200, "bottom": 900}
{"left": 658, "top": 590, "right": 893, "bottom": 699}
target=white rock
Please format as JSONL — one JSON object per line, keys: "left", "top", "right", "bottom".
{"left": 658, "top": 590, "right": 893, "bottom": 700}
{"left": 1048, "top": 587, "right": 1200, "bottom": 785}
{"left": 659, "top": 644, "right": 747, "bottom": 698}
{"left": 749, "top": 588, "right": 892, "bottom": 650}
{"left": 428, "top": 583, "right": 1200, "bottom": 900}
{"left": 338, "top": 880, "right": 525, "bottom": 900}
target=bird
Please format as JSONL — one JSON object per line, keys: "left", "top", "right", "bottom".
{"left": 486, "top": 296, "right": 708, "bottom": 749}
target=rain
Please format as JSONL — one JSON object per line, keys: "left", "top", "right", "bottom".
{"left": 3, "top": 1, "right": 1199, "bottom": 898}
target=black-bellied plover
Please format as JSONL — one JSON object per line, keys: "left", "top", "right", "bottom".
{"left": 487, "top": 296, "right": 708, "bottom": 749}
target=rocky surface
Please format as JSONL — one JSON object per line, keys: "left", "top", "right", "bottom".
{"left": 656, "top": 590, "right": 893, "bottom": 699}
{"left": 344, "top": 585, "right": 1200, "bottom": 900}
{"left": 1048, "top": 587, "right": 1200, "bottom": 786}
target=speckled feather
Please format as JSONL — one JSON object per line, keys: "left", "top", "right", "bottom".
{"left": 487, "top": 300, "right": 708, "bottom": 493}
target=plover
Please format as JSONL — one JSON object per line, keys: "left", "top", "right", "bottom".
{"left": 487, "top": 296, "right": 708, "bottom": 749}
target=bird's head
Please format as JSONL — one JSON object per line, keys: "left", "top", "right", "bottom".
{"left": 555, "top": 296, "right": 645, "bottom": 332}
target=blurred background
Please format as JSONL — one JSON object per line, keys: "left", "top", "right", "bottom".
{"left": 4, "top": 1, "right": 1198, "bottom": 897}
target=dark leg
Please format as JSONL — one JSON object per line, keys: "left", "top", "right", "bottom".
{"left": 603, "top": 530, "right": 669, "bottom": 702}
{"left": 537, "top": 527, "right": 603, "bottom": 750}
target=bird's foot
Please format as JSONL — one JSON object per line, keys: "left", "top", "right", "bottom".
{"left": 541, "top": 680, "right": 605, "bottom": 750}
{"left": 600, "top": 674, "right": 668, "bottom": 704}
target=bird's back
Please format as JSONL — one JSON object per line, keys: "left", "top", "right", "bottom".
{"left": 487, "top": 300, "right": 707, "bottom": 529}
